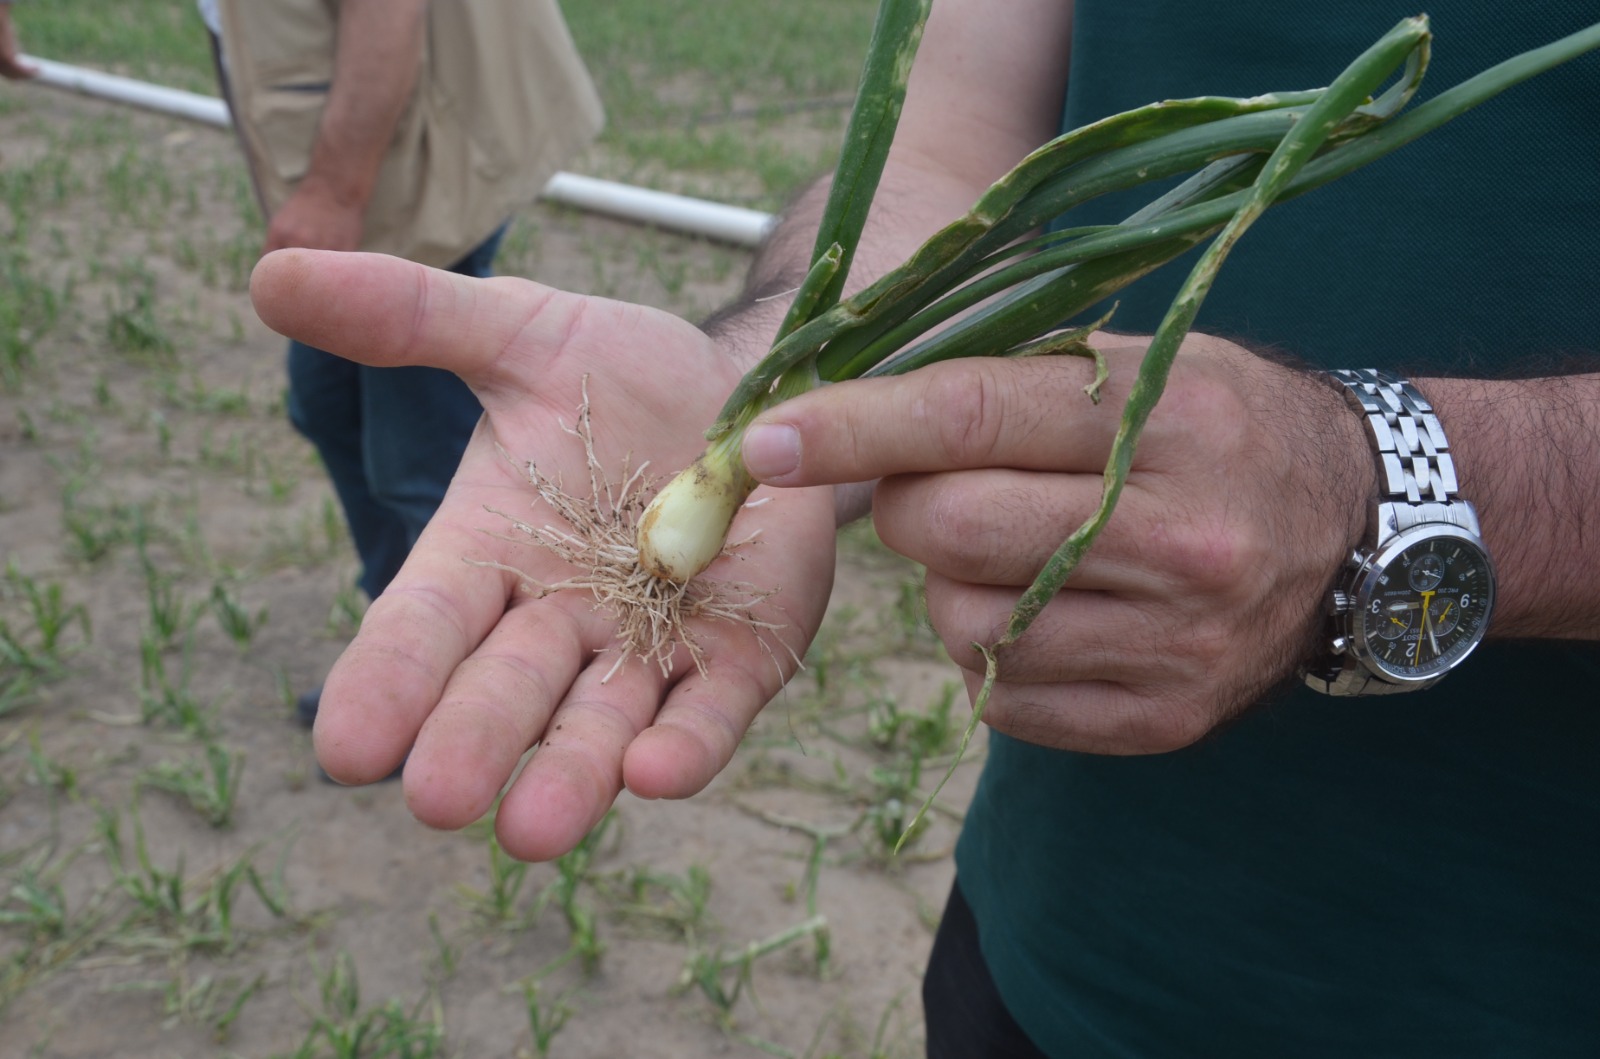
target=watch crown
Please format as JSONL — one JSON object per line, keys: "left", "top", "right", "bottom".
{"left": 1328, "top": 590, "right": 1353, "bottom": 615}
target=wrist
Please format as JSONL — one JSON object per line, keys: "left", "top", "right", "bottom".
{"left": 295, "top": 165, "right": 376, "bottom": 212}
{"left": 1240, "top": 351, "right": 1375, "bottom": 585}
{"left": 700, "top": 286, "right": 797, "bottom": 372}
{"left": 1292, "top": 366, "right": 1375, "bottom": 665}
{"left": 1303, "top": 370, "right": 1498, "bottom": 695}
{"left": 1306, "top": 368, "right": 1383, "bottom": 562}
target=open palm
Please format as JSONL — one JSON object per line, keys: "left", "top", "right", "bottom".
{"left": 251, "top": 249, "right": 838, "bottom": 860}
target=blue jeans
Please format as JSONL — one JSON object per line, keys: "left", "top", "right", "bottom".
{"left": 286, "top": 225, "right": 507, "bottom": 599}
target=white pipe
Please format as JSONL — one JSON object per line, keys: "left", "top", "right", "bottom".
{"left": 542, "top": 172, "right": 772, "bottom": 247}
{"left": 30, "top": 56, "right": 232, "bottom": 128}
{"left": 22, "top": 55, "right": 776, "bottom": 248}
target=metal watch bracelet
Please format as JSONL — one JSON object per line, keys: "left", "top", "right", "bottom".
{"left": 1302, "top": 369, "right": 1493, "bottom": 696}
{"left": 1331, "top": 368, "right": 1461, "bottom": 513}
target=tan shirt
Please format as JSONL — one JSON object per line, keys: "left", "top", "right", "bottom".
{"left": 214, "top": 0, "right": 603, "bottom": 268}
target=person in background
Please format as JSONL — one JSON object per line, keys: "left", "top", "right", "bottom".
{"left": 0, "top": 0, "right": 39, "bottom": 81}
{"left": 202, "top": 0, "right": 602, "bottom": 736}
{"left": 249, "top": 0, "right": 1599, "bottom": 1054}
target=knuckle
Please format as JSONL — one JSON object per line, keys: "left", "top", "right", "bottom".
{"left": 920, "top": 478, "right": 1003, "bottom": 568}
{"left": 1141, "top": 515, "right": 1251, "bottom": 594}
{"left": 926, "top": 363, "right": 1006, "bottom": 467}
{"left": 456, "top": 650, "right": 555, "bottom": 720}
{"left": 924, "top": 577, "right": 1007, "bottom": 655}
{"left": 877, "top": 462, "right": 1049, "bottom": 585}
{"left": 1183, "top": 527, "right": 1248, "bottom": 590}
{"left": 1152, "top": 366, "right": 1251, "bottom": 463}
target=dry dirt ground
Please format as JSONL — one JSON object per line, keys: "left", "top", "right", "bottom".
{"left": 0, "top": 82, "right": 985, "bottom": 1057}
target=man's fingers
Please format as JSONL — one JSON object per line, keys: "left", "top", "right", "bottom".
{"left": 313, "top": 486, "right": 521, "bottom": 783}
{"left": 872, "top": 467, "right": 1188, "bottom": 590}
{"left": 400, "top": 597, "right": 588, "bottom": 831}
{"left": 315, "top": 575, "right": 506, "bottom": 784}
{"left": 493, "top": 656, "right": 670, "bottom": 862}
{"left": 741, "top": 352, "right": 1131, "bottom": 488}
{"left": 951, "top": 667, "right": 1214, "bottom": 756}
{"left": 923, "top": 573, "right": 1209, "bottom": 686}
{"left": 924, "top": 574, "right": 1223, "bottom": 754}
{"left": 622, "top": 625, "right": 800, "bottom": 801}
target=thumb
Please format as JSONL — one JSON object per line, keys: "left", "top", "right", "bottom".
{"left": 250, "top": 248, "right": 579, "bottom": 386}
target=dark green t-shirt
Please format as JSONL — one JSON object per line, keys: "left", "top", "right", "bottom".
{"left": 954, "top": 2, "right": 1600, "bottom": 1055}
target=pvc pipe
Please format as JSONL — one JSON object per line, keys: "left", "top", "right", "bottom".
{"left": 22, "top": 55, "right": 777, "bottom": 248}
{"left": 30, "top": 56, "right": 232, "bottom": 128}
{"left": 542, "top": 172, "right": 772, "bottom": 247}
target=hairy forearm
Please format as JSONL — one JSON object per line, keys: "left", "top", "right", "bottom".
{"left": 701, "top": 163, "right": 987, "bottom": 365}
{"left": 1421, "top": 370, "right": 1600, "bottom": 641}
{"left": 696, "top": 176, "right": 833, "bottom": 366}
{"left": 302, "top": 0, "right": 429, "bottom": 208}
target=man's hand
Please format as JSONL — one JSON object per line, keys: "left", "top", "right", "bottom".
{"left": 250, "top": 249, "right": 837, "bottom": 861}
{"left": 262, "top": 178, "right": 366, "bottom": 255}
{"left": 0, "top": 5, "right": 38, "bottom": 81}
{"left": 741, "top": 334, "right": 1372, "bottom": 754}
{"left": 255, "top": 0, "right": 426, "bottom": 257}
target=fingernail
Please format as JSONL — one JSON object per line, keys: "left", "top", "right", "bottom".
{"left": 742, "top": 423, "right": 801, "bottom": 481}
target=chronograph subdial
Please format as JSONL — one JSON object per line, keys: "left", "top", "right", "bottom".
{"left": 1423, "top": 595, "right": 1461, "bottom": 638}
{"left": 1373, "top": 601, "right": 1414, "bottom": 641}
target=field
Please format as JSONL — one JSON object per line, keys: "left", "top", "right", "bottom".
{"left": 0, "top": 3, "right": 986, "bottom": 1057}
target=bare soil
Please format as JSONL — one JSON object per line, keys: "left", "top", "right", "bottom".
{"left": 0, "top": 79, "right": 981, "bottom": 1058}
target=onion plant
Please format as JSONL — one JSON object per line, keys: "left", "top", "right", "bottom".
{"left": 626, "top": 6, "right": 1600, "bottom": 837}
{"left": 642, "top": 8, "right": 1600, "bottom": 588}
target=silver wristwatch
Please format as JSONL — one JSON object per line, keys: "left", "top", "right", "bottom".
{"left": 1302, "top": 369, "right": 1496, "bottom": 696}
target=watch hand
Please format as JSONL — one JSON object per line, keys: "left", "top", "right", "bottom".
{"left": 1431, "top": 602, "right": 1456, "bottom": 654}
{"left": 1413, "top": 590, "right": 1436, "bottom": 664}
{"left": 1433, "top": 601, "right": 1459, "bottom": 652}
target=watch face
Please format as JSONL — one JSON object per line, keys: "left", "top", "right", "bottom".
{"left": 1352, "top": 526, "right": 1495, "bottom": 683}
